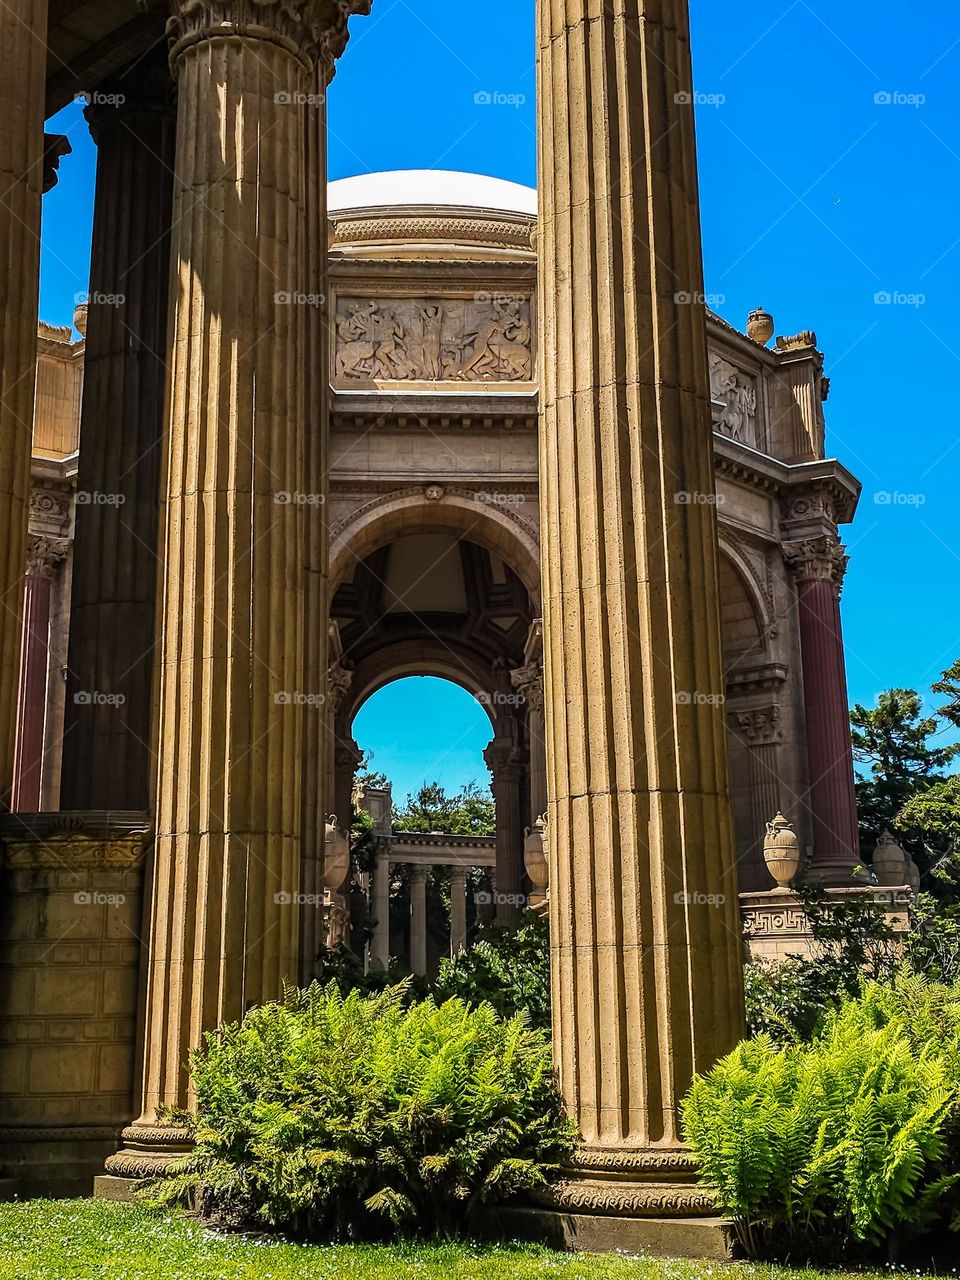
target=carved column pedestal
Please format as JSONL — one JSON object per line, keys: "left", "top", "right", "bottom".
{"left": 534, "top": 0, "right": 744, "bottom": 1246}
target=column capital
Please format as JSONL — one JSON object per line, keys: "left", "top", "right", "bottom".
{"left": 167, "top": 0, "right": 372, "bottom": 75}
{"left": 510, "top": 659, "right": 544, "bottom": 715}
{"left": 409, "top": 865, "right": 429, "bottom": 884}
{"left": 732, "top": 704, "right": 782, "bottom": 745}
{"left": 83, "top": 56, "right": 176, "bottom": 144}
{"left": 783, "top": 535, "right": 848, "bottom": 590}
{"left": 483, "top": 739, "right": 524, "bottom": 783}
{"left": 327, "top": 660, "right": 354, "bottom": 715}
{"left": 25, "top": 534, "right": 68, "bottom": 581}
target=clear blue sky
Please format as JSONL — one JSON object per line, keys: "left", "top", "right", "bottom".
{"left": 39, "top": 1, "right": 960, "bottom": 800}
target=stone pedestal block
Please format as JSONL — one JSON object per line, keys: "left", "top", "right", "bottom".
{"left": 0, "top": 812, "right": 149, "bottom": 1197}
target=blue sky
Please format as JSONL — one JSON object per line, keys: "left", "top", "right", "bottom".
{"left": 39, "top": 1, "right": 960, "bottom": 800}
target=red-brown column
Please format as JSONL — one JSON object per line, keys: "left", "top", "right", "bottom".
{"left": 786, "top": 537, "right": 862, "bottom": 883}
{"left": 11, "top": 537, "right": 65, "bottom": 811}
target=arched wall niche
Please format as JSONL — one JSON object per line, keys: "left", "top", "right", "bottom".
{"left": 330, "top": 488, "right": 541, "bottom": 606}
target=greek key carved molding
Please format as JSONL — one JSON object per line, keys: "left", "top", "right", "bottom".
{"left": 742, "top": 906, "right": 807, "bottom": 937}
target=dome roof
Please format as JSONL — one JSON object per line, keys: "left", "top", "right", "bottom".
{"left": 328, "top": 170, "right": 538, "bottom": 217}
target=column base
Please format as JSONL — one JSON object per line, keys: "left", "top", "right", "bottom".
{"left": 96, "top": 1122, "right": 194, "bottom": 1196}
{"left": 804, "top": 859, "right": 871, "bottom": 887}
{"left": 489, "top": 1205, "right": 736, "bottom": 1260}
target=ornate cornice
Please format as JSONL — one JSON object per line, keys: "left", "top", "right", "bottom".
{"left": 167, "top": 0, "right": 372, "bottom": 73}
{"left": 331, "top": 213, "right": 536, "bottom": 252}
{"left": 0, "top": 811, "right": 151, "bottom": 870}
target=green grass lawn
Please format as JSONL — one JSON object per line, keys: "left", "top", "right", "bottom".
{"left": 0, "top": 1199, "right": 939, "bottom": 1280}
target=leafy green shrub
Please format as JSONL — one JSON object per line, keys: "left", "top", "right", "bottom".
{"left": 683, "top": 978, "right": 960, "bottom": 1262}
{"left": 433, "top": 914, "right": 550, "bottom": 1030}
{"left": 150, "top": 981, "right": 574, "bottom": 1241}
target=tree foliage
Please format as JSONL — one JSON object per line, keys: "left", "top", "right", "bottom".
{"left": 392, "top": 781, "right": 495, "bottom": 837}
{"left": 850, "top": 688, "right": 959, "bottom": 861}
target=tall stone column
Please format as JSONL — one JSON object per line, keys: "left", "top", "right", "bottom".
{"left": 449, "top": 865, "right": 468, "bottom": 955}
{"left": 409, "top": 866, "right": 428, "bottom": 976}
{"left": 484, "top": 739, "right": 525, "bottom": 926}
{"left": 537, "top": 0, "right": 745, "bottom": 1218}
{"left": 370, "top": 848, "right": 390, "bottom": 970}
{"left": 512, "top": 653, "right": 547, "bottom": 822}
{"left": 0, "top": 0, "right": 48, "bottom": 807}
{"left": 103, "top": 2, "right": 369, "bottom": 1181}
{"left": 60, "top": 59, "right": 176, "bottom": 811}
{"left": 11, "top": 537, "right": 67, "bottom": 811}
{"left": 784, "top": 536, "right": 862, "bottom": 883}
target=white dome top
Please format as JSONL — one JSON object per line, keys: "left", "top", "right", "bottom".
{"left": 328, "top": 170, "right": 538, "bottom": 217}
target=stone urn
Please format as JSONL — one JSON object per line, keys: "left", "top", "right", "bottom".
{"left": 872, "top": 830, "right": 920, "bottom": 894}
{"left": 524, "top": 814, "right": 549, "bottom": 910}
{"left": 73, "top": 301, "right": 87, "bottom": 338}
{"left": 323, "top": 817, "right": 351, "bottom": 894}
{"left": 747, "top": 307, "right": 774, "bottom": 347}
{"left": 763, "top": 812, "right": 801, "bottom": 889}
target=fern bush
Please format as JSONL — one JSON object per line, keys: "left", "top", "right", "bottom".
{"left": 150, "top": 981, "right": 575, "bottom": 1241}
{"left": 683, "top": 977, "right": 960, "bottom": 1262}
{"left": 433, "top": 913, "right": 550, "bottom": 1030}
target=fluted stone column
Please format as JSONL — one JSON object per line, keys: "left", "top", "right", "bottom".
{"left": 409, "top": 866, "right": 428, "bottom": 976}
{"left": 11, "top": 538, "right": 67, "bottom": 811}
{"left": 784, "top": 536, "right": 862, "bottom": 883}
{"left": 484, "top": 739, "right": 525, "bottom": 926}
{"left": 512, "top": 657, "right": 547, "bottom": 822}
{"left": 60, "top": 60, "right": 176, "bottom": 811}
{"left": 537, "top": 0, "right": 745, "bottom": 1216}
{"left": 102, "top": 3, "right": 370, "bottom": 1182}
{"left": 370, "top": 848, "right": 390, "bottom": 970}
{"left": 449, "top": 865, "right": 468, "bottom": 955}
{"left": 0, "top": 0, "right": 48, "bottom": 807}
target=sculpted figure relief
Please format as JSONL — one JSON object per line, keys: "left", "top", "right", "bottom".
{"left": 709, "top": 352, "right": 758, "bottom": 445}
{"left": 334, "top": 294, "right": 534, "bottom": 385}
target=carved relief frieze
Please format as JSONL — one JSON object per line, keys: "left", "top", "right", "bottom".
{"left": 333, "top": 293, "right": 535, "bottom": 387}
{"left": 709, "top": 352, "right": 758, "bottom": 446}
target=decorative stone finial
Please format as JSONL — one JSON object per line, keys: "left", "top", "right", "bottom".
{"left": 747, "top": 307, "right": 774, "bottom": 347}
{"left": 763, "top": 812, "right": 801, "bottom": 889}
